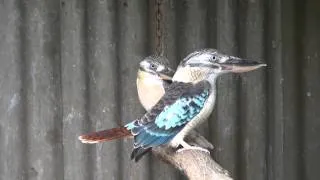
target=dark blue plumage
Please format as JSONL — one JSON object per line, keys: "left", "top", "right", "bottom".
{"left": 125, "top": 81, "right": 211, "bottom": 161}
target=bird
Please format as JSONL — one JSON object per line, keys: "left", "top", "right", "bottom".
{"left": 125, "top": 49, "right": 266, "bottom": 161}
{"left": 78, "top": 55, "right": 175, "bottom": 143}
{"left": 81, "top": 49, "right": 266, "bottom": 162}
{"left": 136, "top": 55, "right": 175, "bottom": 111}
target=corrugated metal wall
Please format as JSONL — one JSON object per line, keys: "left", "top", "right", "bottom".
{"left": 0, "top": 0, "right": 319, "bottom": 180}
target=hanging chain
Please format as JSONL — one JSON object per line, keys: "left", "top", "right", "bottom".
{"left": 155, "top": 0, "right": 164, "bottom": 56}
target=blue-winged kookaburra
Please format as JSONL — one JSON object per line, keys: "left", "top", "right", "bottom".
{"left": 78, "top": 56, "right": 175, "bottom": 143}
{"left": 136, "top": 56, "right": 175, "bottom": 111}
{"left": 80, "top": 49, "right": 266, "bottom": 162}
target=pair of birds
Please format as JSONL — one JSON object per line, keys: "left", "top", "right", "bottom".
{"left": 78, "top": 49, "right": 266, "bottom": 162}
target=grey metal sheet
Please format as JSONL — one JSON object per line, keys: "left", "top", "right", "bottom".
{"left": 0, "top": 0, "right": 319, "bottom": 180}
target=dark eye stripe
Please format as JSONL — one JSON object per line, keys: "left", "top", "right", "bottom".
{"left": 185, "top": 63, "right": 220, "bottom": 69}
{"left": 211, "top": 64, "right": 219, "bottom": 69}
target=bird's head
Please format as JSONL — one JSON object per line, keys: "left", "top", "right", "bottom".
{"left": 173, "top": 49, "right": 266, "bottom": 82}
{"left": 137, "top": 56, "right": 175, "bottom": 83}
{"left": 137, "top": 56, "right": 175, "bottom": 111}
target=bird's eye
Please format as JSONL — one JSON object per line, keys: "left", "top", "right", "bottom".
{"left": 212, "top": 56, "right": 216, "bottom": 60}
{"left": 150, "top": 64, "right": 156, "bottom": 69}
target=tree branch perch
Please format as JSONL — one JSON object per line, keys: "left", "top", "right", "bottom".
{"left": 152, "top": 130, "right": 233, "bottom": 180}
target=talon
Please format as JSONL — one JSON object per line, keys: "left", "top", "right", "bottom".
{"left": 176, "top": 140, "right": 210, "bottom": 154}
{"left": 177, "top": 146, "right": 210, "bottom": 153}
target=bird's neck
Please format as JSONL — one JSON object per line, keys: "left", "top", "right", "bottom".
{"left": 137, "top": 70, "right": 163, "bottom": 85}
{"left": 172, "top": 66, "right": 218, "bottom": 85}
{"left": 136, "top": 71, "right": 166, "bottom": 111}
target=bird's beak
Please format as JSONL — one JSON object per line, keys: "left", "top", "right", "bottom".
{"left": 158, "top": 67, "right": 175, "bottom": 80}
{"left": 219, "top": 56, "right": 267, "bottom": 73}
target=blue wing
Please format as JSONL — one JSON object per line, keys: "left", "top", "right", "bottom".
{"left": 125, "top": 81, "right": 211, "bottom": 150}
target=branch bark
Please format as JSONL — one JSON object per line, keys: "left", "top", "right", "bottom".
{"left": 152, "top": 130, "right": 233, "bottom": 180}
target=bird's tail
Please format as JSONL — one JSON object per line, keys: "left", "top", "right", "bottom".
{"left": 78, "top": 126, "right": 132, "bottom": 144}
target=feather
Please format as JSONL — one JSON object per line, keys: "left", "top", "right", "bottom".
{"left": 78, "top": 127, "right": 132, "bottom": 144}
{"left": 128, "top": 81, "right": 211, "bottom": 161}
{"left": 130, "top": 147, "right": 152, "bottom": 162}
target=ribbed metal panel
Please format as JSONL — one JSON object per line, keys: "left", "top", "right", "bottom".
{"left": 0, "top": 0, "right": 319, "bottom": 180}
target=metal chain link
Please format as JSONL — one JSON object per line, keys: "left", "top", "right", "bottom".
{"left": 155, "top": 0, "right": 164, "bottom": 56}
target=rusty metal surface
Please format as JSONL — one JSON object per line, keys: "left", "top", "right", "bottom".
{"left": 0, "top": 0, "right": 319, "bottom": 180}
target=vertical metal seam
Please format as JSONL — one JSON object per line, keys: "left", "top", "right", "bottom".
{"left": 277, "top": 1, "right": 285, "bottom": 179}
{"left": 264, "top": 1, "right": 272, "bottom": 179}
{"left": 263, "top": 1, "right": 272, "bottom": 179}
{"left": 18, "top": 0, "right": 29, "bottom": 179}
{"left": 294, "top": 0, "right": 306, "bottom": 179}
{"left": 59, "top": 0, "right": 66, "bottom": 179}
{"left": 235, "top": 0, "right": 244, "bottom": 179}
{"left": 54, "top": 0, "right": 64, "bottom": 179}
{"left": 114, "top": 1, "right": 123, "bottom": 179}
{"left": 82, "top": 0, "right": 95, "bottom": 179}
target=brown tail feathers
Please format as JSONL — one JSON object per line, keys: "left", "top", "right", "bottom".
{"left": 78, "top": 126, "right": 132, "bottom": 144}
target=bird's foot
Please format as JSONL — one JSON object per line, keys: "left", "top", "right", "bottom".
{"left": 176, "top": 140, "right": 210, "bottom": 154}
{"left": 177, "top": 146, "right": 210, "bottom": 154}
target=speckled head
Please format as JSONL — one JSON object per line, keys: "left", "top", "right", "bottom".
{"left": 138, "top": 55, "right": 175, "bottom": 81}
{"left": 173, "top": 49, "right": 266, "bottom": 82}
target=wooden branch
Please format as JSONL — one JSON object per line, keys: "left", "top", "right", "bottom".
{"left": 152, "top": 130, "right": 233, "bottom": 180}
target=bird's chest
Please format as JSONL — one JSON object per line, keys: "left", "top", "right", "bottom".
{"left": 137, "top": 78, "right": 165, "bottom": 111}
